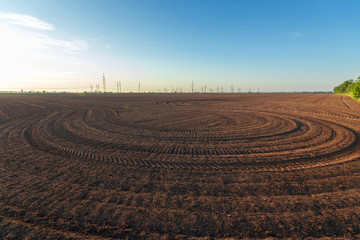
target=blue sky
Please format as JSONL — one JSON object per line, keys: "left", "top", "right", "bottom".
{"left": 0, "top": 0, "right": 359, "bottom": 92}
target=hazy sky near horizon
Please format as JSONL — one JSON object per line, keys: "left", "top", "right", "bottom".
{"left": 1, "top": 0, "right": 360, "bottom": 92}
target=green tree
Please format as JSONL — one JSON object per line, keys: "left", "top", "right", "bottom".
{"left": 333, "top": 79, "right": 354, "bottom": 93}
{"left": 352, "top": 77, "right": 360, "bottom": 99}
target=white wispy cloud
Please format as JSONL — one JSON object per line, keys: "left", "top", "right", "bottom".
{"left": 28, "top": 33, "right": 89, "bottom": 52}
{"left": 0, "top": 12, "right": 55, "bottom": 30}
{"left": 0, "top": 12, "right": 143, "bottom": 90}
{"left": 0, "top": 12, "right": 88, "bottom": 53}
{"left": 287, "top": 32, "right": 301, "bottom": 38}
{"left": 0, "top": 12, "right": 91, "bottom": 85}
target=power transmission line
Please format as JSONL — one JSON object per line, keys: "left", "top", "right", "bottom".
{"left": 102, "top": 73, "right": 106, "bottom": 93}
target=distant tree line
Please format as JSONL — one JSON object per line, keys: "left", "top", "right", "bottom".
{"left": 334, "top": 76, "right": 360, "bottom": 99}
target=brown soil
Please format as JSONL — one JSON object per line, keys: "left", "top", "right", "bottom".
{"left": 0, "top": 93, "right": 359, "bottom": 239}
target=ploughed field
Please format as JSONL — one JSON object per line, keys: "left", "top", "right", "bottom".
{"left": 0, "top": 93, "right": 359, "bottom": 239}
